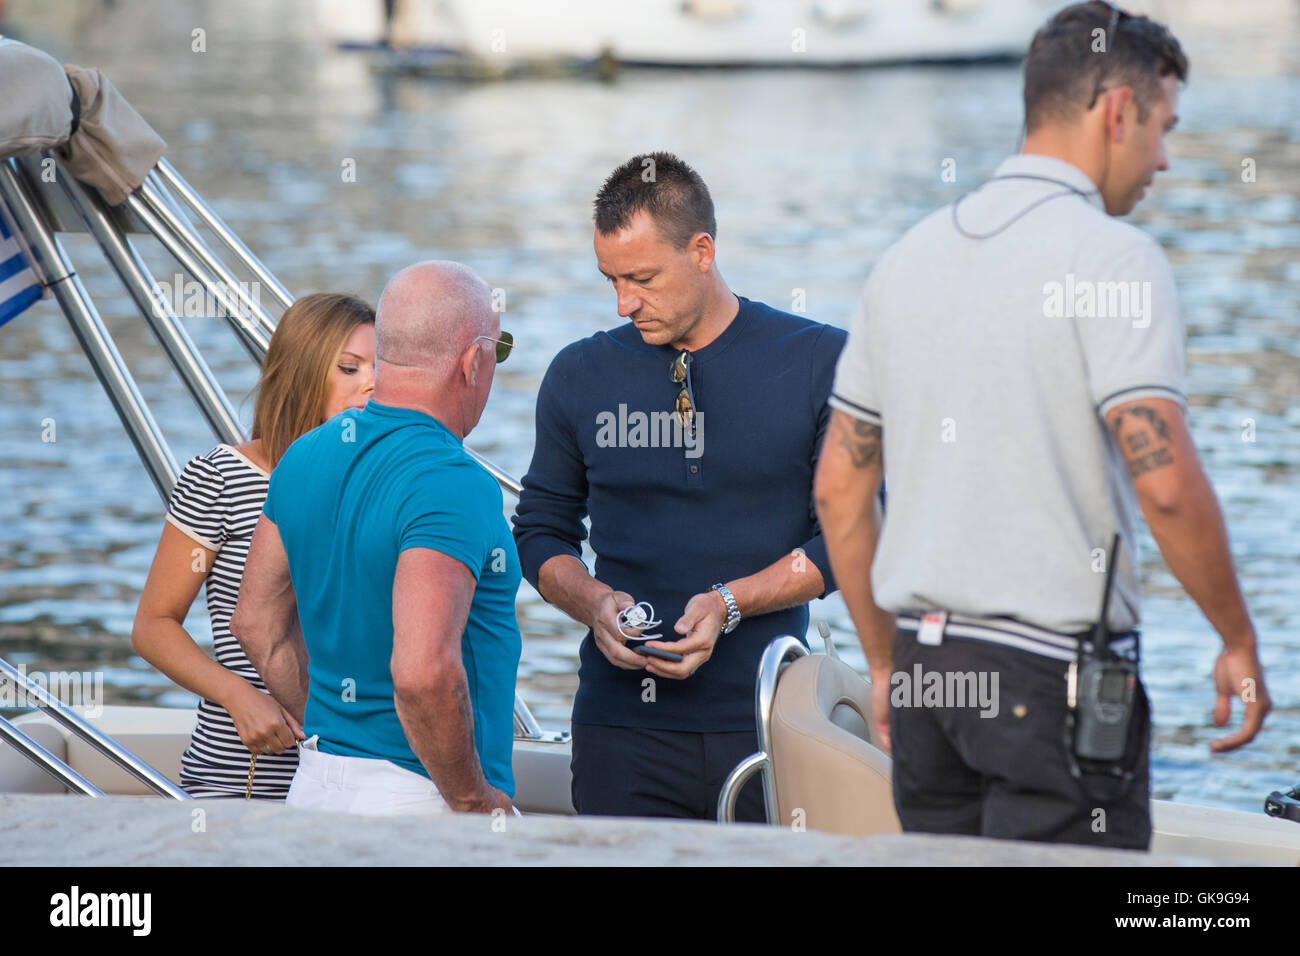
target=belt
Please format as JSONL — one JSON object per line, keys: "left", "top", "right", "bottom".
{"left": 897, "top": 610, "right": 1139, "bottom": 663}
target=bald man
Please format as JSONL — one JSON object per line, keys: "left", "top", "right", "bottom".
{"left": 233, "top": 262, "right": 521, "bottom": 816}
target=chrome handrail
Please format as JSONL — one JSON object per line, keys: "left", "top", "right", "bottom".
{"left": 143, "top": 171, "right": 279, "bottom": 341}
{"left": 513, "top": 695, "right": 545, "bottom": 740}
{"left": 468, "top": 448, "right": 524, "bottom": 498}
{"left": 0, "top": 158, "right": 180, "bottom": 501}
{"left": 125, "top": 183, "right": 272, "bottom": 361}
{"left": 57, "top": 164, "right": 246, "bottom": 447}
{"left": 155, "top": 158, "right": 295, "bottom": 311}
{"left": 0, "top": 659, "right": 190, "bottom": 799}
{"left": 717, "top": 751, "right": 767, "bottom": 823}
{"left": 0, "top": 714, "right": 105, "bottom": 796}
{"left": 716, "top": 635, "right": 808, "bottom": 824}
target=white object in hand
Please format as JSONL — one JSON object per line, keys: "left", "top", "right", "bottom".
{"left": 616, "top": 601, "right": 663, "bottom": 641}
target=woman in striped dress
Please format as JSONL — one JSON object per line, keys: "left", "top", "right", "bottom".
{"left": 132, "top": 293, "right": 375, "bottom": 798}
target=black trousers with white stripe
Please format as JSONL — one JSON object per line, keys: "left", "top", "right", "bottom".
{"left": 889, "top": 629, "right": 1152, "bottom": 850}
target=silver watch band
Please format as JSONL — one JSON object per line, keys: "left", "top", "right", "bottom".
{"left": 712, "top": 583, "right": 741, "bottom": 634}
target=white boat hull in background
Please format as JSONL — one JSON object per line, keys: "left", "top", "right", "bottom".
{"left": 318, "top": 0, "right": 1055, "bottom": 66}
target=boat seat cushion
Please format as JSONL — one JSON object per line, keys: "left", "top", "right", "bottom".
{"left": 769, "top": 654, "right": 901, "bottom": 836}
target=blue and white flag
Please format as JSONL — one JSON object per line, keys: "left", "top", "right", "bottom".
{"left": 0, "top": 199, "right": 43, "bottom": 328}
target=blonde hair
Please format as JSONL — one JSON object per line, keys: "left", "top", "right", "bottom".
{"left": 251, "top": 292, "right": 375, "bottom": 468}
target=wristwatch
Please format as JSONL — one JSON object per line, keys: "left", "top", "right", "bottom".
{"left": 711, "top": 583, "right": 741, "bottom": 635}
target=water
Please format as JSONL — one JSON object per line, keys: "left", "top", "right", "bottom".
{"left": 1, "top": 0, "right": 1296, "bottom": 813}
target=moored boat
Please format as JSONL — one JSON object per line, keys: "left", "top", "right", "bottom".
{"left": 319, "top": 0, "right": 1055, "bottom": 69}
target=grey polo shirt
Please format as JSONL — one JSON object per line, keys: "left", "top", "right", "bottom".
{"left": 830, "top": 153, "right": 1187, "bottom": 637}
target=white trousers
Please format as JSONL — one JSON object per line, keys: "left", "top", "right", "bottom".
{"left": 286, "top": 735, "right": 450, "bottom": 817}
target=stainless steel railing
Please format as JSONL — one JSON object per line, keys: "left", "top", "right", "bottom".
{"left": 0, "top": 158, "right": 180, "bottom": 501}
{"left": 0, "top": 714, "right": 105, "bottom": 796}
{"left": 125, "top": 176, "right": 272, "bottom": 361}
{"left": 716, "top": 635, "right": 808, "bottom": 824}
{"left": 59, "top": 171, "right": 246, "bottom": 447}
{"left": 0, "top": 658, "right": 189, "bottom": 799}
{"left": 154, "top": 158, "right": 295, "bottom": 312}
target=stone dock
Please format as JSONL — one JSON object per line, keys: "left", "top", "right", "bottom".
{"left": 0, "top": 794, "right": 1207, "bottom": 865}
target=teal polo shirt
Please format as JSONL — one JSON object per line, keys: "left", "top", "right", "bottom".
{"left": 264, "top": 400, "right": 522, "bottom": 796}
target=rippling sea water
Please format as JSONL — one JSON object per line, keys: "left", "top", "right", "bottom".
{"left": 0, "top": 0, "right": 1295, "bottom": 813}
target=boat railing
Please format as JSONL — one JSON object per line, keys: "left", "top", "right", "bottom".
{"left": 0, "top": 716, "right": 105, "bottom": 796}
{"left": 0, "top": 149, "right": 561, "bottom": 795}
{"left": 716, "top": 635, "right": 808, "bottom": 824}
{"left": 0, "top": 658, "right": 188, "bottom": 798}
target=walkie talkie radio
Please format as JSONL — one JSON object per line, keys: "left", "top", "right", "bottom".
{"left": 1067, "top": 534, "right": 1140, "bottom": 771}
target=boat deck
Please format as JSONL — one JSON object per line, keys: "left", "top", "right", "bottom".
{"left": 0, "top": 793, "right": 1210, "bottom": 867}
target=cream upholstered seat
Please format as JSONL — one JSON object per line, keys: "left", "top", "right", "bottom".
{"left": 766, "top": 652, "right": 901, "bottom": 836}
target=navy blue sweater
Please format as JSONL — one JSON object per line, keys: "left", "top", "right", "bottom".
{"left": 513, "top": 296, "right": 846, "bottom": 732}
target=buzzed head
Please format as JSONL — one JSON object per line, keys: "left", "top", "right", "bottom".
{"left": 375, "top": 260, "right": 494, "bottom": 370}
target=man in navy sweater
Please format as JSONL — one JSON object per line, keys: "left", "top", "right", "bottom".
{"left": 513, "top": 152, "right": 846, "bottom": 821}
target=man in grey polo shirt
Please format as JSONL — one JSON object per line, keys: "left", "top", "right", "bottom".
{"left": 814, "top": 1, "right": 1270, "bottom": 849}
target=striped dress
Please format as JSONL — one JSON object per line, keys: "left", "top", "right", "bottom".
{"left": 165, "top": 444, "right": 299, "bottom": 798}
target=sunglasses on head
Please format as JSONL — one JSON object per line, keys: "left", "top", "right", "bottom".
{"left": 472, "top": 330, "right": 514, "bottom": 363}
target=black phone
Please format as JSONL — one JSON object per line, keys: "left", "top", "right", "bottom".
{"left": 633, "top": 644, "right": 684, "bottom": 663}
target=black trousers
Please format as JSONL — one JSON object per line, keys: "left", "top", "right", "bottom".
{"left": 890, "top": 630, "right": 1152, "bottom": 850}
{"left": 570, "top": 722, "right": 767, "bottom": 822}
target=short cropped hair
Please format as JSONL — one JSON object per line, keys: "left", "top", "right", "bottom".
{"left": 593, "top": 151, "right": 717, "bottom": 250}
{"left": 1023, "top": 1, "right": 1188, "bottom": 131}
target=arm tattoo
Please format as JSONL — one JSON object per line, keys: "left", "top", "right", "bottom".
{"left": 1124, "top": 431, "right": 1151, "bottom": 453}
{"left": 837, "top": 417, "right": 883, "bottom": 470}
{"left": 1109, "top": 404, "right": 1171, "bottom": 443}
{"left": 1127, "top": 447, "right": 1175, "bottom": 477}
{"left": 1109, "top": 403, "right": 1176, "bottom": 477}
